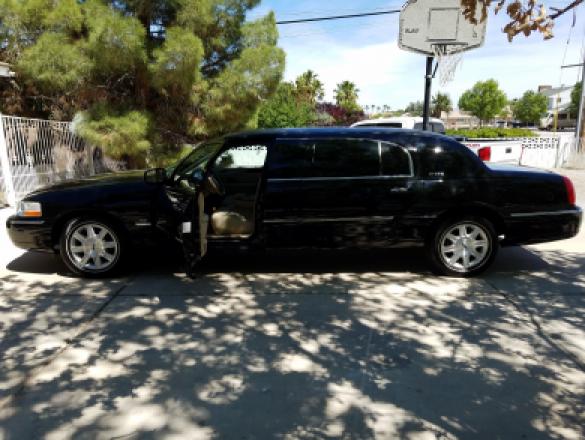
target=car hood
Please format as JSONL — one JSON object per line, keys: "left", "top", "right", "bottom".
{"left": 27, "top": 171, "right": 146, "bottom": 195}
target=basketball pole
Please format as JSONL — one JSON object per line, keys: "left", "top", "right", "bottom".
{"left": 422, "top": 56, "right": 434, "bottom": 131}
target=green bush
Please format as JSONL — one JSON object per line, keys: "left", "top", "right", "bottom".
{"left": 445, "top": 127, "right": 537, "bottom": 138}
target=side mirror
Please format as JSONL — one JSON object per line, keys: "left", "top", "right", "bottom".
{"left": 189, "top": 169, "right": 205, "bottom": 185}
{"left": 144, "top": 168, "right": 167, "bottom": 184}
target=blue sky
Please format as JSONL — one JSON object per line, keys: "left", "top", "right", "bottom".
{"left": 249, "top": 1, "right": 584, "bottom": 110}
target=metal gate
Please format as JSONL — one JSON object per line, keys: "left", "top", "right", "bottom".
{"left": 0, "top": 114, "right": 123, "bottom": 206}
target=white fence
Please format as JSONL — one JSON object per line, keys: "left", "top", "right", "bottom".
{"left": 464, "top": 133, "right": 576, "bottom": 168}
{"left": 0, "top": 114, "right": 122, "bottom": 206}
{"left": 519, "top": 133, "right": 575, "bottom": 168}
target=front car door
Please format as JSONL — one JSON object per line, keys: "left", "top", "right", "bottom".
{"left": 155, "top": 140, "right": 225, "bottom": 262}
{"left": 205, "top": 140, "right": 269, "bottom": 239}
{"left": 262, "top": 137, "right": 416, "bottom": 248}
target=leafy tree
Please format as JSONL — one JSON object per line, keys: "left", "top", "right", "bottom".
{"left": 432, "top": 93, "right": 453, "bottom": 118}
{"left": 461, "top": 0, "right": 582, "bottom": 41}
{"left": 316, "top": 102, "right": 365, "bottom": 126}
{"left": 334, "top": 81, "right": 361, "bottom": 112}
{"left": 512, "top": 90, "right": 548, "bottom": 124}
{"left": 257, "top": 82, "right": 315, "bottom": 128}
{"left": 458, "top": 79, "right": 507, "bottom": 125}
{"left": 294, "top": 70, "right": 324, "bottom": 104}
{"left": 569, "top": 82, "right": 582, "bottom": 118}
{"left": 0, "top": 0, "right": 285, "bottom": 166}
{"left": 405, "top": 101, "right": 424, "bottom": 117}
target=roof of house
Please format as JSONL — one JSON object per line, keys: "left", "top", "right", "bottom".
{"left": 539, "top": 85, "right": 574, "bottom": 97}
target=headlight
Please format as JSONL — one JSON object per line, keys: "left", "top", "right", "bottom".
{"left": 17, "top": 201, "right": 42, "bottom": 217}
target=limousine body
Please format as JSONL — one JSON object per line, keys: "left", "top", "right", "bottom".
{"left": 6, "top": 128, "right": 582, "bottom": 277}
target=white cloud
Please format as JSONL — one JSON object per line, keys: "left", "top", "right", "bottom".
{"left": 275, "top": 3, "right": 584, "bottom": 110}
{"left": 282, "top": 38, "right": 422, "bottom": 109}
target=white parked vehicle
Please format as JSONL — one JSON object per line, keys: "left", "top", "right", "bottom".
{"left": 352, "top": 117, "right": 524, "bottom": 164}
{"left": 540, "top": 110, "right": 576, "bottom": 131}
{"left": 463, "top": 141, "right": 523, "bottom": 165}
{"left": 351, "top": 116, "right": 446, "bottom": 134}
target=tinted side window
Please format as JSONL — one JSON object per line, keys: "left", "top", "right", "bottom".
{"left": 266, "top": 141, "right": 314, "bottom": 178}
{"left": 381, "top": 143, "right": 411, "bottom": 176}
{"left": 413, "top": 123, "right": 423, "bottom": 130}
{"left": 313, "top": 139, "right": 379, "bottom": 177}
{"left": 267, "top": 139, "right": 381, "bottom": 178}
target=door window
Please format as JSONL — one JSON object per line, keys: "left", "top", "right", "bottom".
{"left": 312, "top": 139, "right": 379, "bottom": 177}
{"left": 267, "top": 138, "right": 414, "bottom": 179}
{"left": 266, "top": 141, "right": 314, "bottom": 178}
{"left": 214, "top": 145, "right": 268, "bottom": 170}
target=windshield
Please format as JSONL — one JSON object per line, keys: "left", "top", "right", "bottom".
{"left": 171, "top": 139, "right": 224, "bottom": 183}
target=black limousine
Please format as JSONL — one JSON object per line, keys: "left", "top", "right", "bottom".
{"left": 6, "top": 128, "right": 582, "bottom": 277}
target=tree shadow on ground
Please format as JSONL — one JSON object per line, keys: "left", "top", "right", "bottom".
{"left": 0, "top": 246, "right": 584, "bottom": 439}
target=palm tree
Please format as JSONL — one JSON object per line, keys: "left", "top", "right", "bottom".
{"left": 295, "top": 70, "right": 325, "bottom": 104}
{"left": 334, "top": 80, "right": 360, "bottom": 112}
{"left": 432, "top": 92, "right": 453, "bottom": 118}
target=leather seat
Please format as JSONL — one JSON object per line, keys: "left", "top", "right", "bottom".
{"left": 211, "top": 211, "right": 253, "bottom": 236}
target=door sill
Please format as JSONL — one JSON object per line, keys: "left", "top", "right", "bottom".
{"left": 208, "top": 234, "right": 252, "bottom": 240}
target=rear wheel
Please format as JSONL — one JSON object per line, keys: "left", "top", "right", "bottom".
{"left": 60, "top": 218, "right": 123, "bottom": 277}
{"left": 427, "top": 216, "right": 498, "bottom": 277}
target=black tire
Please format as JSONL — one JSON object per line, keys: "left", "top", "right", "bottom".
{"left": 60, "top": 218, "right": 125, "bottom": 277}
{"left": 426, "top": 216, "right": 498, "bottom": 277}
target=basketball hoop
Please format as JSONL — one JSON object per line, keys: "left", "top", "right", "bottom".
{"left": 432, "top": 44, "right": 465, "bottom": 86}
{"left": 397, "top": 0, "right": 487, "bottom": 130}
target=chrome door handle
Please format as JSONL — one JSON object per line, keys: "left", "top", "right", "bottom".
{"left": 390, "top": 187, "right": 409, "bottom": 193}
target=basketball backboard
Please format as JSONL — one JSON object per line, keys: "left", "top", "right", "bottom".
{"left": 398, "top": 0, "right": 487, "bottom": 55}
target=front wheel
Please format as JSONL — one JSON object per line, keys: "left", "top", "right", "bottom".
{"left": 60, "top": 218, "right": 124, "bottom": 277}
{"left": 427, "top": 217, "right": 498, "bottom": 277}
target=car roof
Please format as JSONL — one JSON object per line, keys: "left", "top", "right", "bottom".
{"left": 225, "top": 127, "right": 452, "bottom": 143}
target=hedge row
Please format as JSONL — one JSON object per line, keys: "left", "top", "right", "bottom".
{"left": 445, "top": 128, "right": 538, "bottom": 138}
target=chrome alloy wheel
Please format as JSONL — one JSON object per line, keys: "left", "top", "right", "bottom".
{"left": 439, "top": 222, "right": 490, "bottom": 273}
{"left": 66, "top": 222, "right": 119, "bottom": 272}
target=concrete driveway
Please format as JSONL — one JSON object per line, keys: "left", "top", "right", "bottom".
{"left": 0, "top": 170, "right": 584, "bottom": 440}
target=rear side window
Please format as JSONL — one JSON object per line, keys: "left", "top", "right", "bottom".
{"left": 267, "top": 138, "right": 413, "bottom": 179}
{"left": 312, "top": 139, "right": 379, "bottom": 177}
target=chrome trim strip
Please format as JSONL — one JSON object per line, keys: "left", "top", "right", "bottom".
{"left": 268, "top": 175, "right": 412, "bottom": 183}
{"left": 509, "top": 209, "right": 582, "bottom": 218}
{"left": 135, "top": 222, "right": 152, "bottom": 227}
{"left": 10, "top": 220, "right": 45, "bottom": 225}
{"left": 264, "top": 216, "right": 395, "bottom": 224}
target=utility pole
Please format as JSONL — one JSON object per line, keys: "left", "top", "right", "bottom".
{"left": 576, "top": 58, "right": 585, "bottom": 153}
{"left": 422, "top": 57, "right": 434, "bottom": 131}
{"left": 562, "top": 57, "right": 585, "bottom": 154}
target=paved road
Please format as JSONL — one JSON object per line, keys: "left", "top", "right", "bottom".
{"left": 0, "top": 170, "right": 584, "bottom": 439}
